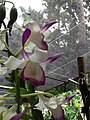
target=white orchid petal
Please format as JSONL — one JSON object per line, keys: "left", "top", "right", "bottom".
{"left": 43, "top": 29, "right": 52, "bottom": 42}
{"left": 0, "top": 65, "right": 7, "bottom": 76}
{"left": 35, "top": 97, "right": 46, "bottom": 111}
{"left": 24, "top": 41, "right": 36, "bottom": 53}
{"left": 39, "top": 95, "right": 58, "bottom": 109}
{"left": 4, "top": 56, "right": 24, "bottom": 70}
{"left": 30, "top": 47, "right": 48, "bottom": 63}
{"left": 26, "top": 21, "right": 40, "bottom": 32}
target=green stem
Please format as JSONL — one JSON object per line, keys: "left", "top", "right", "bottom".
{"left": 3, "top": 40, "right": 15, "bottom": 56}
{"left": 21, "top": 92, "right": 54, "bottom": 98}
{"left": 2, "top": 22, "right": 14, "bottom": 56}
{"left": 27, "top": 83, "right": 43, "bottom": 120}
{"left": 15, "top": 70, "right": 20, "bottom": 113}
{"left": 15, "top": 47, "right": 23, "bottom": 57}
{"left": 27, "top": 83, "right": 35, "bottom": 105}
{"left": 0, "top": 97, "right": 14, "bottom": 100}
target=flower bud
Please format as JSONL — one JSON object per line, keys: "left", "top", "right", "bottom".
{"left": 10, "top": 7, "right": 18, "bottom": 24}
{"left": 7, "top": 7, "right": 18, "bottom": 35}
{"left": 0, "top": 4, "right": 6, "bottom": 28}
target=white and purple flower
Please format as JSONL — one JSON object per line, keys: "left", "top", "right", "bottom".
{"left": 35, "top": 94, "right": 76, "bottom": 120}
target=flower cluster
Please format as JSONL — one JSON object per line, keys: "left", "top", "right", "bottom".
{"left": 0, "top": 21, "right": 64, "bottom": 86}
{"left": 0, "top": 20, "right": 75, "bottom": 120}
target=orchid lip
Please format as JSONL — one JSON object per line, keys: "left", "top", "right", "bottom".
{"left": 21, "top": 62, "right": 46, "bottom": 86}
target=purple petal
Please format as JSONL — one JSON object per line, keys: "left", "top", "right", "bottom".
{"left": 21, "top": 61, "right": 45, "bottom": 86}
{"left": 22, "top": 50, "right": 29, "bottom": 61}
{"left": 61, "top": 94, "right": 76, "bottom": 105}
{"left": 53, "top": 107, "right": 66, "bottom": 120}
{"left": 41, "top": 52, "right": 65, "bottom": 65}
{"left": 46, "top": 105, "right": 66, "bottom": 120}
{"left": 41, "top": 21, "right": 57, "bottom": 32}
{"left": 22, "top": 28, "right": 31, "bottom": 46}
{"left": 40, "top": 35, "right": 48, "bottom": 50}
{"left": 10, "top": 112, "right": 24, "bottom": 120}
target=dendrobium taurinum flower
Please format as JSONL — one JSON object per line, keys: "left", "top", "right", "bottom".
{"left": 21, "top": 51, "right": 64, "bottom": 86}
{"left": 35, "top": 94, "right": 76, "bottom": 120}
{"left": 24, "top": 21, "right": 57, "bottom": 52}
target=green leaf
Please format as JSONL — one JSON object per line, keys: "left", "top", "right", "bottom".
{"left": 22, "top": 114, "right": 33, "bottom": 120}
{"left": 77, "top": 112, "right": 83, "bottom": 120}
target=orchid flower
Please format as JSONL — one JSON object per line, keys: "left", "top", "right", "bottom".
{"left": 21, "top": 51, "right": 64, "bottom": 86}
{"left": 35, "top": 94, "right": 76, "bottom": 120}
{"left": 24, "top": 21, "right": 57, "bottom": 52}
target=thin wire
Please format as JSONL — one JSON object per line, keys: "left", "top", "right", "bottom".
{"left": 49, "top": 50, "right": 90, "bottom": 74}
{"left": 48, "top": 71, "right": 68, "bottom": 78}
{"left": 47, "top": 73, "right": 79, "bottom": 85}
{"left": 49, "top": 20, "right": 85, "bottom": 44}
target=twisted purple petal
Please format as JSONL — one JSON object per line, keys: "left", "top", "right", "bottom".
{"left": 42, "top": 52, "right": 65, "bottom": 65}
{"left": 22, "top": 50, "right": 29, "bottom": 61}
{"left": 61, "top": 94, "right": 76, "bottom": 105}
{"left": 41, "top": 21, "right": 57, "bottom": 32}
{"left": 22, "top": 28, "right": 31, "bottom": 46}
{"left": 10, "top": 112, "right": 24, "bottom": 120}
{"left": 39, "top": 35, "right": 48, "bottom": 50}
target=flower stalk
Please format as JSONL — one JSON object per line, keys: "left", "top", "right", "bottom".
{"left": 15, "top": 70, "right": 20, "bottom": 113}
